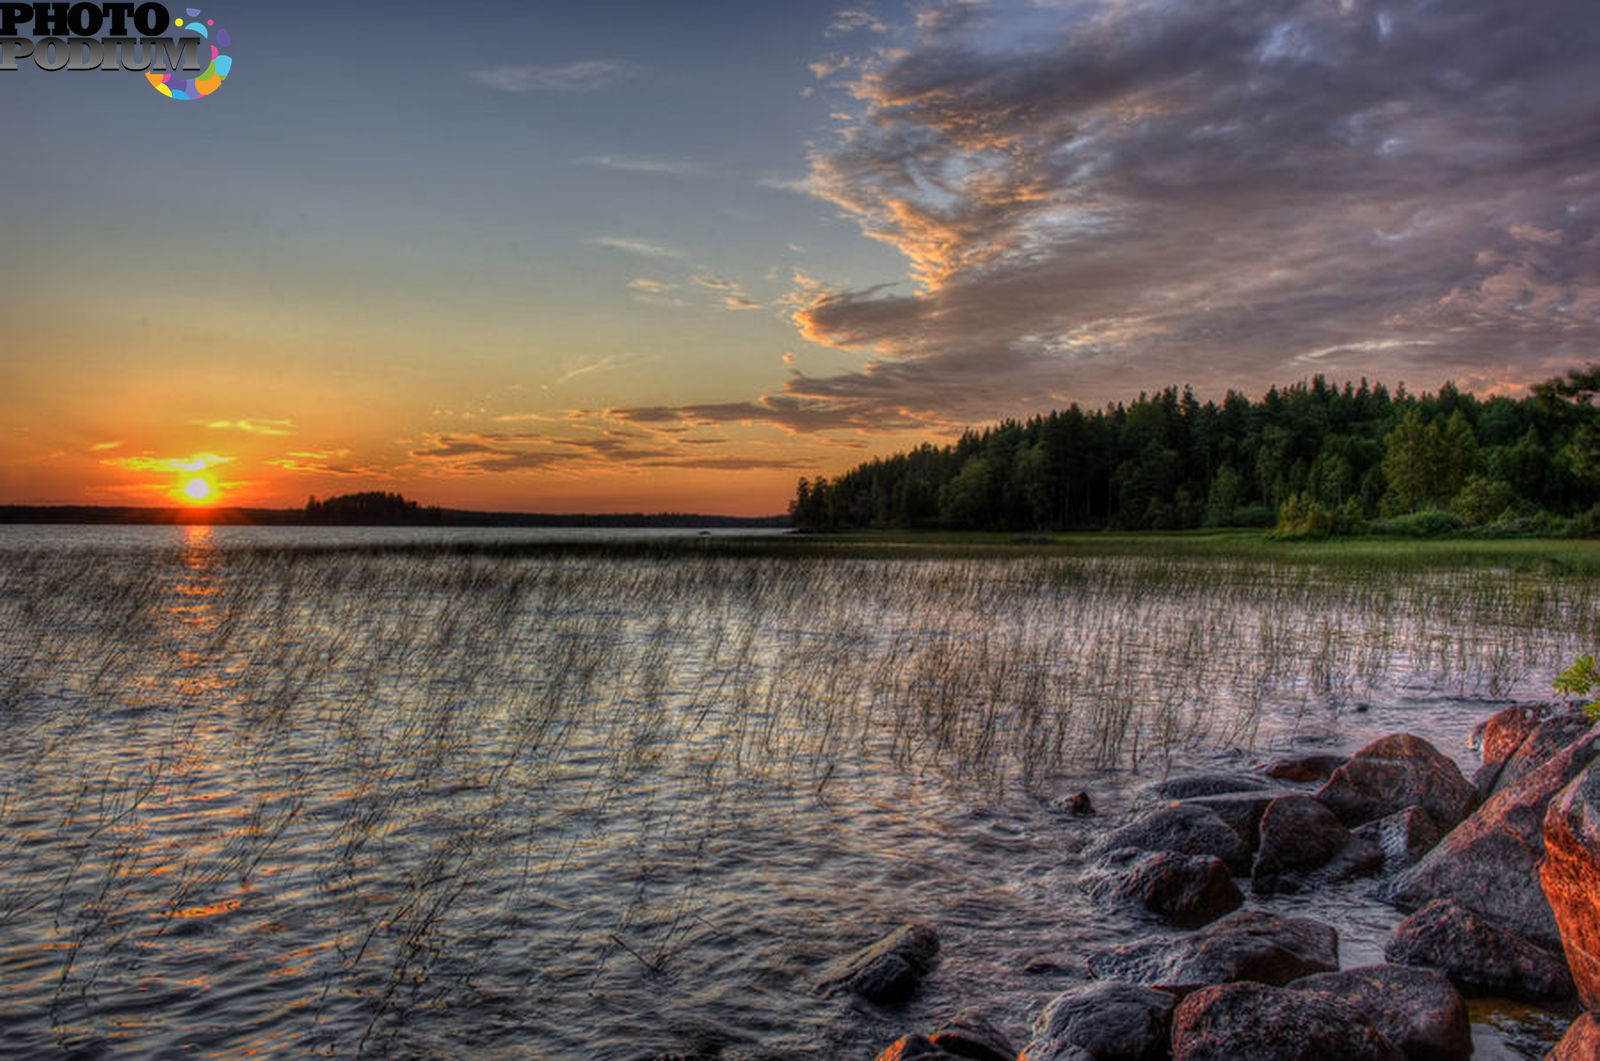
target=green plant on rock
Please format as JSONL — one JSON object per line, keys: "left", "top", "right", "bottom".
{"left": 1553, "top": 654, "right": 1600, "bottom": 721}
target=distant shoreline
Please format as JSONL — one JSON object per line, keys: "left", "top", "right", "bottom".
{"left": 0, "top": 505, "right": 791, "bottom": 529}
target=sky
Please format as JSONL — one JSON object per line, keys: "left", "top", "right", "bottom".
{"left": 3, "top": 0, "right": 1599, "bottom": 514}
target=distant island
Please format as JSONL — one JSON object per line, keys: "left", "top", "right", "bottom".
{"left": 0, "top": 491, "right": 790, "bottom": 529}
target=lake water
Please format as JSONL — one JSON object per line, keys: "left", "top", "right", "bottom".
{"left": 0, "top": 526, "right": 1588, "bottom": 1058}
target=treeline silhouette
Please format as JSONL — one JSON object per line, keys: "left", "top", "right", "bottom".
{"left": 791, "top": 374, "right": 1600, "bottom": 535}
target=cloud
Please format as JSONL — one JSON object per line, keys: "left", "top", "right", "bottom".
{"left": 827, "top": 9, "right": 889, "bottom": 36}
{"left": 266, "top": 450, "right": 372, "bottom": 477}
{"left": 589, "top": 236, "right": 688, "bottom": 260}
{"left": 578, "top": 155, "right": 699, "bottom": 175}
{"left": 406, "top": 431, "right": 803, "bottom": 475}
{"left": 470, "top": 60, "right": 641, "bottom": 93}
{"left": 102, "top": 452, "right": 232, "bottom": 473}
{"left": 195, "top": 418, "right": 295, "bottom": 436}
{"left": 88, "top": 440, "right": 123, "bottom": 452}
{"left": 639, "top": 0, "right": 1600, "bottom": 434}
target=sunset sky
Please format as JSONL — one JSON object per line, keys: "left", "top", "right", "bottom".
{"left": 4, "top": 0, "right": 1598, "bottom": 514}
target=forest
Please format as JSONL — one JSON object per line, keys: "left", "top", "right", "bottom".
{"left": 790, "top": 371, "right": 1600, "bottom": 537}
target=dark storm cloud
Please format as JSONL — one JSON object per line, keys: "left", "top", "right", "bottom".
{"left": 632, "top": 0, "right": 1600, "bottom": 434}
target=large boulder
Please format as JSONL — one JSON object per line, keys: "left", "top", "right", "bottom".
{"left": 1169, "top": 981, "right": 1403, "bottom": 1061}
{"left": 1086, "top": 851, "right": 1243, "bottom": 928}
{"left": 1351, "top": 806, "right": 1441, "bottom": 874}
{"left": 1476, "top": 713, "right": 1595, "bottom": 798}
{"left": 1385, "top": 725, "right": 1600, "bottom": 949}
{"left": 1540, "top": 757, "right": 1600, "bottom": 1009}
{"left": 1287, "top": 964, "right": 1470, "bottom": 1061}
{"left": 817, "top": 923, "right": 940, "bottom": 1003}
{"left": 1316, "top": 734, "right": 1478, "bottom": 831}
{"left": 1184, "top": 791, "right": 1280, "bottom": 853}
{"left": 1090, "top": 804, "right": 1247, "bottom": 872}
{"left": 1251, "top": 794, "right": 1382, "bottom": 894}
{"left": 1022, "top": 981, "right": 1175, "bottom": 1061}
{"left": 1085, "top": 910, "right": 1338, "bottom": 996}
{"left": 1546, "top": 1012, "right": 1600, "bottom": 1061}
{"left": 1383, "top": 898, "right": 1574, "bottom": 1003}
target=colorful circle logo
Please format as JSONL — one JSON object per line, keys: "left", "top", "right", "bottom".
{"left": 147, "top": 7, "right": 230, "bottom": 100}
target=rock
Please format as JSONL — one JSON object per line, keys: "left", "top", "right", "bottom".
{"left": 1540, "top": 758, "right": 1600, "bottom": 1009}
{"left": 1086, "top": 851, "right": 1243, "bottom": 928}
{"left": 1058, "top": 791, "right": 1095, "bottom": 816}
{"left": 1546, "top": 1011, "right": 1600, "bottom": 1061}
{"left": 1385, "top": 725, "right": 1600, "bottom": 950}
{"left": 877, "top": 1034, "right": 957, "bottom": 1060}
{"left": 1017, "top": 1043, "right": 1092, "bottom": 1061}
{"left": 929, "top": 1011, "right": 1018, "bottom": 1061}
{"left": 1476, "top": 713, "right": 1594, "bottom": 798}
{"left": 1316, "top": 734, "right": 1478, "bottom": 831}
{"left": 1471, "top": 701, "right": 1570, "bottom": 762}
{"left": 1287, "top": 964, "right": 1470, "bottom": 1061}
{"left": 1091, "top": 804, "right": 1248, "bottom": 873}
{"left": 1085, "top": 910, "right": 1338, "bottom": 996}
{"left": 1024, "top": 981, "right": 1175, "bottom": 1061}
{"left": 1170, "top": 981, "right": 1403, "bottom": 1060}
{"left": 1251, "top": 794, "right": 1382, "bottom": 894}
{"left": 1153, "top": 772, "right": 1272, "bottom": 799}
{"left": 1265, "top": 753, "right": 1348, "bottom": 783}
{"left": 1384, "top": 899, "right": 1574, "bottom": 1003}
{"left": 1184, "top": 791, "right": 1280, "bottom": 853}
{"left": 1351, "top": 806, "right": 1441, "bottom": 874}
{"left": 817, "top": 923, "right": 941, "bottom": 1003}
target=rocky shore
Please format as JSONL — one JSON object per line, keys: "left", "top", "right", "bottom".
{"left": 841, "top": 705, "right": 1600, "bottom": 1060}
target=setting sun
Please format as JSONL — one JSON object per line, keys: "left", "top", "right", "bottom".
{"left": 181, "top": 478, "right": 215, "bottom": 503}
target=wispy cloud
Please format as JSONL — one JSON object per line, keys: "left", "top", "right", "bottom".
{"left": 101, "top": 452, "right": 232, "bottom": 473}
{"left": 578, "top": 155, "right": 699, "bottom": 176}
{"left": 407, "top": 430, "right": 805, "bottom": 475}
{"left": 589, "top": 236, "right": 688, "bottom": 260}
{"left": 195, "top": 418, "right": 295, "bottom": 436}
{"left": 470, "top": 59, "right": 641, "bottom": 93}
{"left": 827, "top": 8, "right": 888, "bottom": 37}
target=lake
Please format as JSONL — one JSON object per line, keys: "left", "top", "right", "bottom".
{"left": 0, "top": 526, "right": 1589, "bottom": 1057}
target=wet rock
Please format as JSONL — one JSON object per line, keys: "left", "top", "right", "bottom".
{"left": 1023, "top": 981, "right": 1175, "bottom": 1061}
{"left": 1316, "top": 734, "right": 1478, "bottom": 831}
{"left": 1058, "top": 791, "right": 1095, "bottom": 816}
{"left": 1152, "top": 772, "right": 1272, "bottom": 799}
{"left": 929, "top": 1011, "right": 1018, "bottom": 1061}
{"left": 1287, "top": 964, "right": 1470, "bottom": 1061}
{"left": 1540, "top": 757, "right": 1600, "bottom": 1009}
{"left": 1090, "top": 803, "right": 1248, "bottom": 873}
{"left": 1546, "top": 1011, "right": 1600, "bottom": 1061}
{"left": 1384, "top": 898, "right": 1574, "bottom": 1003}
{"left": 1251, "top": 794, "right": 1382, "bottom": 894}
{"left": 1085, "top": 909, "right": 1338, "bottom": 996}
{"left": 877, "top": 1034, "right": 958, "bottom": 1060}
{"left": 1476, "top": 713, "right": 1594, "bottom": 798}
{"left": 817, "top": 923, "right": 940, "bottom": 1003}
{"left": 1184, "top": 791, "right": 1280, "bottom": 853}
{"left": 1265, "top": 753, "right": 1348, "bottom": 783}
{"left": 1170, "top": 981, "right": 1403, "bottom": 1060}
{"left": 1086, "top": 851, "right": 1243, "bottom": 928}
{"left": 1385, "top": 726, "right": 1600, "bottom": 950}
{"left": 1351, "top": 806, "right": 1441, "bottom": 874}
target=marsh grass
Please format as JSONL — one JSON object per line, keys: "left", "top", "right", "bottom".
{"left": 0, "top": 535, "right": 1596, "bottom": 1054}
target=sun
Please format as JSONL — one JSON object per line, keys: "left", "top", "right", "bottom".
{"left": 181, "top": 478, "right": 215, "bottom": 503}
